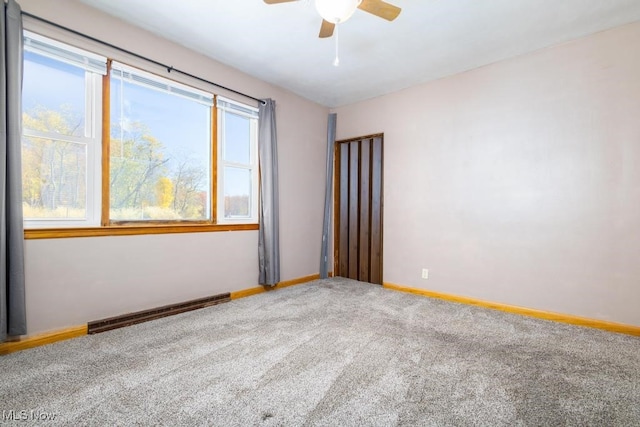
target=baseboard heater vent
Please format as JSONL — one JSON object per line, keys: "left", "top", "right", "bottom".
{"left": 88, "top": 292, "right": 231, "bottom": 334}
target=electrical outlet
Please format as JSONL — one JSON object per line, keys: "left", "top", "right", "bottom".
{"left": 421, "top": 268, "right": 429, "bottom": 279}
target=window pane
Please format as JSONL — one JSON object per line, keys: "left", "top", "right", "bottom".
{"left": 224, "top": 111, "right": 251, "bottom": 164}
{"left": 22, "top": 136, "right": 87, "bottom": 219}
{"left": 224, "top": 167, "right": 251, "bottom": 218}
{"left": 23, "top": 51, "right": 86, "bottom": 137}
{"left": 110, "top": 71, "right": 211, "bottom": 221}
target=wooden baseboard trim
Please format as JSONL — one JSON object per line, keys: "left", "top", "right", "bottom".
{"left": 1, "top": 273, "right": 331, "bottom": 355}
{"left": 383, "top": 282, "right": 640, "bottom": 337}
{"left": 230, "top": 273, "right": 323, "bottom": 300}
{"left": 88, "top": 292, "right": 231, "bottom": 334}
{"left": 0, "top": 325, "right": 87, "bottom": 356}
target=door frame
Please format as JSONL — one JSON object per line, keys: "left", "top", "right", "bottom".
{"left": 333, "top": 133, "right": 384, "bottom": 283}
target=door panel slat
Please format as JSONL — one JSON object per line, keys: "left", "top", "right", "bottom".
{"left": 359, "top": 139, "right": 371, "bottom": 282}
{"left": 339, "top": 143, "right": 350, "bottom": 275}
{"left": 348, "top": 142, "right": 360, "bottom": 280}
{"left": 370, "top": 137, "right": 383, "bottom": 285}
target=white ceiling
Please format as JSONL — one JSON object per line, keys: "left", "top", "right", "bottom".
{"left": 78, "top": 0, "right": 640, "bottom": 107}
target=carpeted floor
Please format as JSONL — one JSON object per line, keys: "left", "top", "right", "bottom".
{"left": 1, "top": 278, "right": 639, "bottom": 426}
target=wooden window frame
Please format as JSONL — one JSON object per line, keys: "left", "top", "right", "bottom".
{"left": 23, "top": 43, "right": 258, "bottom": 240}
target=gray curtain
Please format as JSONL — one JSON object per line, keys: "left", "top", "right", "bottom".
{"left": 319, "top": 113, "right": 336, "bottom": 278}
{"left": 1, "top": 0, "right": 26, "bottom": 342}
{"left": 258, "top": 99, "right": 280, "bottom": 286}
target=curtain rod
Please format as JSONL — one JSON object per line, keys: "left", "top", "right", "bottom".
{"left": 21, "top": 11, "right": 265, "bottom": 105}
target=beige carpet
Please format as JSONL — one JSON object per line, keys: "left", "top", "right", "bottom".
{"left": 1, "top": 278, "right": 639, "bottom": 426}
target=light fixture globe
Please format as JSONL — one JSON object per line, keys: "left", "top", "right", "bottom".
{"left": 315, "top": 0, "right": 362, "bottom": 24}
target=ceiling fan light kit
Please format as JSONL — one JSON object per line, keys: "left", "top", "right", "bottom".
{"left": 315, "top": 0, "right": 362, "bottom": 24}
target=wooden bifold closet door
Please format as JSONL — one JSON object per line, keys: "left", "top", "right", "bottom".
{"left": 334, "top": 134, "right": 383, "bottom": 285}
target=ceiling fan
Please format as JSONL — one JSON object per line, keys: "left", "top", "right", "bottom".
{"left": 263, "top": 0, "right": 402, "bottom": 38}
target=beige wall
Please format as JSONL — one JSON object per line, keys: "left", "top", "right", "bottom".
{"left": 333, "top": 22, "right": 640, "bottom": 326}
{"left": 19, "top": 0, "right": 329, "bottom": 334}
{"left": 17, "top": 0, "right": 640, "bottom": 333}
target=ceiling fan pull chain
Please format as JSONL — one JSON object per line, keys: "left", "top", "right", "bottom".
{"left": 333, "top": 23, "right": 340, "bottom": 67}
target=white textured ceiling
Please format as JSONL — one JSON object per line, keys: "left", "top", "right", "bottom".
{"left": 78, "top": 0, "right": 640, "bottom": 107}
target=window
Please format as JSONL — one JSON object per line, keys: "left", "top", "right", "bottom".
{"left": 217, "top": 97, "right": 259, "bottom": 223}
{"left": 110, "top": 62, "right": 213, "bottom": 222}
{"left": 21, "top": 32, "right": 259, "bottom": 233}
{"left": 22, "top": 31, "right": 104, "bottom": 227}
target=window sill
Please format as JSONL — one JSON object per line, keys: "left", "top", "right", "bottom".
{"left": 24, "top": 223, "right": 259, "bottom": 240}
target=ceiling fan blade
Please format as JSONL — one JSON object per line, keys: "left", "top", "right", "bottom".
{"left": 358, "top": 0, "right": 401, "bottom": 21}
{"left": 319, "top": 20, "right": 335, "bottom": 38}
{"left": 263, "top": 0, "right": 298, "bottom": 4}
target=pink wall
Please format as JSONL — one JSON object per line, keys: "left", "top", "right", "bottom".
{"left": 19, "top": 0, "right": 329, "bottom": 334}
{"left": 17, "top": 0, "right": 640, "bottom": 332}
{"left": 334, "top": 23, "right": 640, "bottom": 326}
